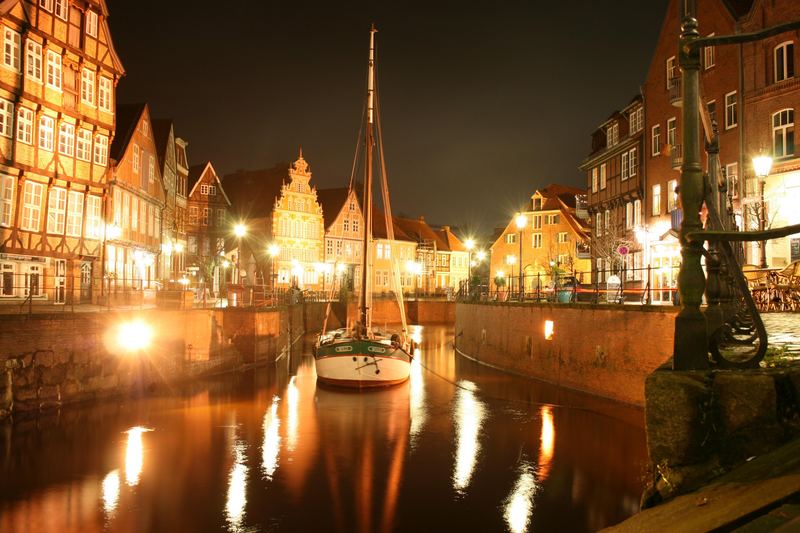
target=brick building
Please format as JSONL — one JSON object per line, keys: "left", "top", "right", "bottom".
{"left": 317, "top": 187, "right": 362, "bottom": 292}
{"left": 0, "top": 0, "right": 123, "bottom": 304}
{"left": 186, "top": 161, "right": 230, "bottom": 293}
{"left": 152, "top": 119, "right": 188, "bottom": 281}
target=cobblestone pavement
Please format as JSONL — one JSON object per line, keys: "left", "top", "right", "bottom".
{"left": 763, "top": 313, "right": 800, "bottom": 354}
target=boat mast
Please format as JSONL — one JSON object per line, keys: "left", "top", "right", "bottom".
{"left": 360, "top": 24, "right": 376, "bottom": 330}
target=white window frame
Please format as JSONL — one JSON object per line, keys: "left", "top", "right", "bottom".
{"left": 39, "top": 0, "right": 53, "bottom": 11}
{"left": 774, "top": 41, "right": 795, "bottom": 83}
{"left": 532, "top": 233, "right": 542, "bottom": 248}
{"left": 628, "top": 147, "right": 637, "bottom": 178}
{"left": 625, "top": 202, "right": 633, "bottom": 228}
{"left": 54, "top": 0, "right": 68, "bottom": 20}
{"left": 505, "top": 233, "right": 516, "bottom": 244}
{"left": 607, "top": 122, "right": 619, "bottom": 147}
{"left": 629, "top": 107, "right": 643, "bottom": 134}
{"left": 667, "top": 179, "right": 678, "bottom": 212}
{"left": 21, "top": 181, "right": 43, "bottom": 231}
{"left": 46, "top": 50, "right": 61, "bottom": 90}
{"left": 652, "top": 124, "right": 661, "bottom": 156}
{"left": 58, "top": 122, "right": 74, "bottom": 156}
{"left": 704, "top": 33, "right": 715, "bottom": 69}
{"left": 590, "top": 167, "right": 597, "bottom": 193}
{"left": 81, "top": 68, "right": 95, "bottom": 106}
{"left": 76, "top": 128, "right": 91, "bottom": 161}
{"left": 772, "top": 108, "right": 795, "bottom": 159}
{"left": 726, "top": 162, "right": 739, "bottom": 199}
{"left": 66, "top": 190, "right": 83, "bottom": 237}
{"left": 98, "top": 76, "right": 112, "bottom": 111}
{"left": 634, "top": 199, "right": 642, "bottom": 227}
{"left": 3, "top": 28, "right": 21, "bottom": 72}
{"left": 666, "top": 56, "right": 676, "bottom": 89}
{"left": 38, "top": 115, "right": 54, "bottom": 151}
{"left": 132, "top": 143, "right": 140, "bottom": 173}
{"left": 652, "top": 184, "right": 662, "bottom": 216}
{"left": 595, "top": 212, "right": 602, "bottom": 237}
{"left": 86, "top": 195, "right": 101, "bottom": 239}
{"left": 25, "top": 40, "right": 42, "bottom": 82}
{"left": 0, "top": 97, "right": 12, "bottom": 138}
{"left": 93, "top": 134, "right": 107, "bottom": 166}
{"left": 622, "top": 152, "right": 629, "bottom": 181}
{"left": 85, "top": 10, "right": 98, "bottom": 38}
{"left": 557, "top": 232, "right": 568, "bottom": 243}
{"left": 0, "top": 174, "right": 13, "bottom": 227}
{"left": 725, "top": 91, "right": 738, "bottom": 130}
{"left": 600, "top": 163, "right": 607, "bottom": 189}
{"left": 604, "top": 209, "right": 610, "bottom": 232}
{"left": 148, "top": 154, "right": 155, "bottom": 182}
{"left": 16, "top": 107, "right": 32, "bottom": 144}
{"left": 47, "top": 186, "right": 66, "bottom": 234}
{"left": 667, "top": 118, "right": 677, "bottom": 147}
{"left": 131, "top": 196, "right": 138, "bottom": 230}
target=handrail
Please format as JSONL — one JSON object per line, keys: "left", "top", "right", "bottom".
{"left": 686, "top": 223, "right": 800, "bottom": 243}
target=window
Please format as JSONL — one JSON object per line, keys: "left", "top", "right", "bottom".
{"left": 629, "top": 107, "right": 643, "bottom": 134}
{"left": 557, "top": 232, "right": 568, "bottom": 243}
{"left": 25, "top": 40, "right": 42, "bottom": 82}
{"left": 607, "top": 122, "right": 619, "bottom": 147}
{"left": 66, "top": 191, "right": 82, "bottom": 237}
{"left": 546, "top": 214, "right": 560, "bottom": 225}
{"left": 667, "top": 118, "right": 676, "bottom": 147}
{"left": 112, "top": 188, "right": 121, "bottom": 225}
{"left": 667, "top": 179, "right": 678, "bottom": 212}
{"left": 81, "top": 68, "right": 95, "bottom": 105}
{"left": 532, "top": 233, "right": 542, "bottom": 248}
{"left": 85, "top": 10, "right": 98, "bottom": 38}
{"left": 93, "top": 134, "right": 107, "bottom": 166}
{"left": 775, "top": 41, "right": 795, "bottom": 83}
{"left": 628, "top": 147, "right": 637, "bottom": 178}
{"left": 326, "top": 239, "right": 334, "bottom": 257}
{"left": 200, "top": 184, "right": 208, "bottom": 195}
{"left": 21, "top": 181, "right": 43, "bottom": 231}
{"left": 532, "top": 214, "right": 542, "bottom": 229}
{"left": 626, "top": 202, "right": 633, "bottom": 228}
{"left": 707, "top": 100, "right": 717, "bottom": 125}
{"left": 216, "top": 208, "right": 225, "bottom": 227}
{"left": 208, "top": 185, "right": 216, "bottom": 195}
{"left": 38, "top": 116, "right": 54, "bottom": 151}
{"left": 54, "top": 0, "right": 68, "bottom": 20}
{"left": 201, "top": 207, "right": 209, "bottom": 226}
{"left": 652, "top": 184, "right": 662, "bottom": 216}
{"left": 353, "top": 219, "right": 359, "bottom": 233}
{"left": 600, "top": 163, "right": 607, "bottom": 189}
{"left": 46, "top": 50, "right": 61, "bottom": 89}
{"left": 141, "top": 119, "right": 149, "bottom": 138}
{"left": 652, "top": 125, "right": 661, "bottom": 156}
{"left": 132, "top": 144, "right": 140, "bottom": 172}
{"left": 634, "top": 199, "right": 642, "bottom": 227}
{"left": 1, "top": 262, "right": 14, "bottom": 297}
{"left": 343, "top": 218, "right": 349, "bottom": 232}
{"left": 188, "top": 206, "right": 197, "bottom": 224}
{"left": 604, "top": 210, "right": 610, "bottom": 232}
{"left": 122, "top": 192, "right": 129, "bottom": 228}
{"left": 3, "top": 28, "right": 20, "bottom": 71}
{"left": 47, "top": 186, "right": 66, "bottom": 234}
{"left": 76, "top": 129, "right": 91, "bottom": 161}
{"left": 773, "top": 108, "right": 795, "bottom": 158}
{"left": 188, "top": 235, "right": 197, "bottom": 255}
{"left": 16, "top": 107, "right": 32, "bottom": 144}
{"left": 0, "top": 98, "right": 12, "bottom": 138}
{"left": 86, "top": 195, "right": 101, "bottom": 239}
{"left": 725, "top": 92, "right": 737, "bottom": 129}
{"left": 39, "top": 0, "right": 53, "bottom": 11}
{"left": 704, "top": 34, "right": 715, "bottom": 69}
{"left": 0, "top": 174, "right": 13, "bottom": 227}
{"left": 622, "top": 152, "right": 629, "bottom": 181}
{"left": 666, "top": 56, "right": 676, "bottom": 89}
{"left": 506, "top": 233, "right": 516, "bottom": 244}
{"left": 726, "top": 162, "right": 739, "bottom": 199}
{"left": 595, "top": 212, "right": 602, "bottom": 236}
{"left": 590, "top": 167, "right": 597, "bottom": 193}
{"left": 58, "top": 122, "right": 74, "bottom": 156}
{"left": 98, "top": 76, "right": 112, "bottom": 111}
{"left": 148, "top": 155, "right": 155, "bottom": 182}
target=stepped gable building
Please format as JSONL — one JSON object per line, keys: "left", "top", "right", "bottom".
{"left": 223, "top": 150, "right": 324, "bottom": 289}
{"left": 185, "top": 161, "right": 229, "bottom": 292}
{"left": 106, "top": 103, "right": 164, "bottom": 295}
{"left": 580, "top": 95, "right": 645, "bottom": 285}
{"left": 490, "top": 184, "right": 591, "bottom": 294}
{"left": 316, "top": 186, "right": 362, "bottom": 291}
{"left": 152, "top": 119, "right": 188, "bottom": 281}
{"left": 0, "top": 0, "right": 123, "bottom": 304}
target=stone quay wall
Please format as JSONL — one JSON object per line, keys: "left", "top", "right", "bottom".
{"left": 0, "top": 300, "right": 454, "bottom": 420}
{"left": 455, "top": 302, "right": 678, "bottom": 406}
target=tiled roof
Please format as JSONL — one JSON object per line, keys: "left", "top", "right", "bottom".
{"left": 372, "top": 209, "right": 414, "bottom": 242}
{"left": 109, "top": 103, "right": 145, "bottom": 163}
{"left": 151, "top": 119, "right": 173, "bottom": 169}
{"left": 316, "top": 187, "right": 356, "bottom": 230}
{"left": 221, "top": 164, "right": 290, "bottom": 220}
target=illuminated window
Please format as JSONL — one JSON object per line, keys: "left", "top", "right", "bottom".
{"left": 16, "top": 107, "right": 32, "bottom": 144}
{"left": 606, "top": 122, "right": 618, "bottom": 147}
{"left": 600, "top": 163, "right": 607, "bottom": 189}
{"left": 25, "top": 40, "right": 42, "bottom": 81}
{"left": 85, "top": 10, "right": 98, "bottom": 38}
{"left": 46, "top": 186, "right": 66, "bottom": 234}
{"left": 3, "top": 28, "right": 20, "bottom": 71}
{"left": 58, "top": 122, "right": 74, "bottom": 156}
{"left": 505, "top": 233, "right": 516, "bottom": 244}
{"left": 532, "top": 233, "right": 542, "bottom": 248}
{"left": 652, "top": 184, "right": 662, "bottom": 216}
{"left": 132, "top": 144, "right": 140, "bottom": 173}
{"left": 93, "top": 134, "right": 108, "bottom": 166}
{"left": 66, "top": 190, "right": 83, "bottom": 237}
{"left": 0, "top": 174, "right": 12, "bottom": 227}
{"left": 0, "top": 98, "right": 12, "bottom": 138}
{"left": 81, "top": 68, "right": 95, "bottom": 105}
{"left": 46, "top": 50, "right": 61, "bottom": 89}
{"left": 38, "top": 115, "right": 54, "bottom": 151}
{"left": 667, "top": 179, "right": 678, "bottom": 212}
{"left": 86, "top": 195, "right": 102, "bottom": 239}
{"left": 99, "top": 77, "right": 112, "bottom": 111}
{"left": 76, "top": 129, "right": 92, "bottom": 161}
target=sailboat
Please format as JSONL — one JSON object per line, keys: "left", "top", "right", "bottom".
{"left": 314, "top": 25, "right": 414, "bottom": 388}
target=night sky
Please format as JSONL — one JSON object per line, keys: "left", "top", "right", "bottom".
{"left": 108, "top": 0, "right": 669, "bottom": 239}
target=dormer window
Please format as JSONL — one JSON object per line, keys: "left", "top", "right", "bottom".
{"left": 629, "top": 107, "right": 643, "bottom": 134}
{"left": 533, "top": 197, "right": 542, "bottom": 210}
{"left": 607, "top": 122, "right": 619, "bottom": 147}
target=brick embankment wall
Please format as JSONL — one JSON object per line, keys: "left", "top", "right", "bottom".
{"left": 455, "top": 302, "right": 678, "bottom": 406}
{"left": 346, "top": 299, "right": 456, "bottom": 326}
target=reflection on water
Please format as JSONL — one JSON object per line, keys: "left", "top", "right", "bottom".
{"left": 0, "top": 325, "right": 647, "bottom": 533}
{"left": 504, "top": 462, "right": 538, "bottom": 533}
{"left": 452, "top": 380, "right": 487, "bottom": 495}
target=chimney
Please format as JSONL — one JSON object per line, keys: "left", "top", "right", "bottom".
{"left": 442, "top": 225, "right": 450, "bottom": 231}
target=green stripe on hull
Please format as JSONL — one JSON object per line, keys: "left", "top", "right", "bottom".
{"left": 316, "top": 339, "right": 411, "bottom": 362}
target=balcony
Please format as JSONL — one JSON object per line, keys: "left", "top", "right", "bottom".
{"left": 669, "top": 77, "right": 682, "bottom": 106}
{"left": 670, "top": 144, "right": 683, "bottom": 169}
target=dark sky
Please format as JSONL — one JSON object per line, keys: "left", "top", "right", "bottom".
{"left": 108, "top": 0, "right": 669, "bottom": 239}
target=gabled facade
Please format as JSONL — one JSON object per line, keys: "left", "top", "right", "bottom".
{"left": 434, "top": 225, "right": 469, "bottom": 292}
{"left": 490, "top": 184, "right": 591, "bottom": 294}
{"left": 580, "top": 95, "right": 645, "bottom": 286}
{"left": 318, "top": 186, "right": 362, "bottom": 292}
{"left": 106, "top": 103, "right": 164, "bottom": 295}
{"left": 152, "top": 119, "right": 187, "bottom": 281}
{"left": 0, "top": 0, "right": 123, "bottom": 304}
{"left": 372, "top": 210, "right": 417, "bottom": 295}
{"left": 186, "top": 161, "right": 229, "bottom": 292}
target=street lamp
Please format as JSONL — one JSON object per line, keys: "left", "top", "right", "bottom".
{"left": 465, "top": 238, "right": 475, "bottom": 296}
{"left": 233, "top": 223, "right": 246, "bottom": 284}
{"left": 753, "top": 153, "right": 773, "bottom": 268}
{"left": 515, "top": 214, "right": 527, "bottom": 300}
{"left": 267, "top": 243, "right": 280, "bottom": 290}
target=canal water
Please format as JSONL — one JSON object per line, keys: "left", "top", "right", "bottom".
{"left": 0, "top": 325, "right": 646, "bottom": 532}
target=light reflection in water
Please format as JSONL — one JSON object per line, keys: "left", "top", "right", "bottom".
{"left": 262, "top": 395, "right": 281, "bottom": 480}
{"left": 409, "top": 356, "right": 426, "bottom": 446}
{"left": 538, "top": 405, "right": 555, "bottom": 481}
{"left": 287, "top": 376, "right": 299, "bottom": 452}
{"left": 452, "top": 380, "right": 486, "bottom": 494}
{"left": 504, "top": 462, "right": 539, "bottom": 533}
{"left": 124, "top": 427, "right": 152, "bottom": 487}
{"left": 226, "top": 434, "right": 249, "bottom": 532}
{"left": 101, "top": 469, "right": 120, "bottom": 516}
